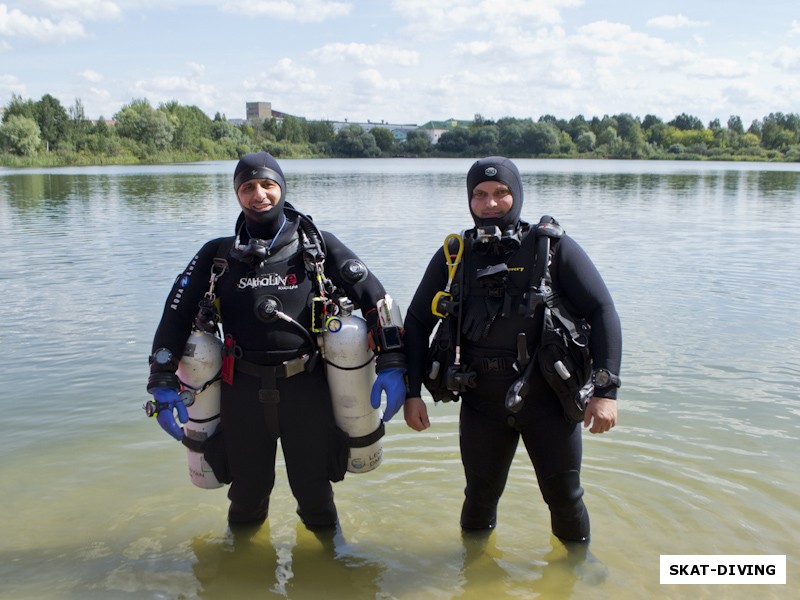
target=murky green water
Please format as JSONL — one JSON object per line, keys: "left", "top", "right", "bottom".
{"left": 1, "top": 158, "right": 798, "bottom": 599}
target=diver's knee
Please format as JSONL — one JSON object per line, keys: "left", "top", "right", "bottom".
{"left": 540, "top": 470, "right": 584, "bottom": 511}
{"left": 540, "top": 470, "right": 590, "bottom": 542}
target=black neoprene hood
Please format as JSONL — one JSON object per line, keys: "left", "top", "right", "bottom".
{"left": 466, "top": 156, "right": 524, "bottom": 230}
{"left": 233, "top": 152, "right": 286, "bottom": 199}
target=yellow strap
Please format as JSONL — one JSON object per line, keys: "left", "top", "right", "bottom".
{"left": 442, "top": 233, "right": 464, "bottom": 292}
{"left": 431, "top": 233, "right": 464, "bottom": 317}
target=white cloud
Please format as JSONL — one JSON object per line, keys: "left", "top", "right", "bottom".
{"left": 774, "top": 46, "right": 800, "bottom": 70}
{"left": 128, "top": 62, "right": 218, "bottom": 110}
{"left": 242, "top": 57, "right": 324, "bottom": 95}
{"left": 219, "top": 0, "right": 352, "bottom": 22}
{"left": 79, "top": 69, "right": 103, "bottom": 83}
{"left": 0, "top": 73, "right": 26, "bottom": 95}
{"left": 647, "top": 13, "right": 707, "bottom": 30}
{"left": 353, "top": 69, "right": 402, "bottom": 92}
{"left": 310, "top": 43, "right": 419, "bottom": 67}
{"left": 0, "top": 4, "right": 85, "bottom": 42}
{"left": 392, "top": 0, "right": 582, "bottom": 35}
{"left": 790, "top": 20, "right": 800, "bottom": 35}
{"left": 27, "top": 0, "right": 122, "bottom": 21}
{"left": 574, "top": 20, "right": 692, "bottom": 68}
{"left": 453, "top": 41, "right": 493, "bottom": 56}
{"left": 684, "top": 57, "right": 753, "bottom": 79}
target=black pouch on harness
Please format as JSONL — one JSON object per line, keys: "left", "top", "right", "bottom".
{"left": 537, "top": 302, "right": 593, "bottom": 423}
{"left": 518, "top": 216, "right": 594, "bottom": 422}
{"left": 423, "top": 317, "right": 461, "bottom": 403}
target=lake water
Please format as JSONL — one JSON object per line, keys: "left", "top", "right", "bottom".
{"left": 1, "top": 158, "right": 798, "bottom": 600}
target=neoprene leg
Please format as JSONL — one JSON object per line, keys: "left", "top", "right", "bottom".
{"left": 518, "top": 404, "right": 589, "bottom": 542}
{"left": 280, "top": 366, "right": 338, "bottom": 530}
{"left": 538, "top": 470, "right": 590, "bottom": 542}
{"left": 221, "top": 374, "right": 276, "bottom": 523}
{"left": 459, "top": 401, "right": 519, "bottom": 530}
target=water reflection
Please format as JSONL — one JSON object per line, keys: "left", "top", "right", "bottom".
{"left": 190, "top": 523, "right": 384, "bottom": 600}
{"left": 1, "top": 159, "right": 799, "bottom": 598}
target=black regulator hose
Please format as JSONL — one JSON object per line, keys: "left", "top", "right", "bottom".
{"left": 285, "top": 203, "right": 327, "bottom": 258}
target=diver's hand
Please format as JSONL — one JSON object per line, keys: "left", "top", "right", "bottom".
{"left": 149, "top": 387, "right": 188, "bottom": 441}
{"left": 583, "top": 397, "right": 617, "bottom": 434}
{"left": 403, "top": 396, "right": 430, "bottom": 431}
{"left": 370, "top": 368, "right": 406, "bottom": 422}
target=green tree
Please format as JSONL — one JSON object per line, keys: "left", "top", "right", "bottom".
{"left": 727, "top": 115, "right": 744, "bottom": 135}
{"left": 0, "top": 114, "right": 42, "bottom": 155}
{"left": 3, "top": 93, "right": 36, "bottom": 122}
{"left": 34, "top": 94, "right": 69, "bottom": 152}
{"left": 469, "top": 125, "right": 500, "bottom": 155}
{"left": 761, "top": 113, "right": 799, "bottom": 150}
{"left": 597, "top": 126, "right": 620, "bottom": 148}
{"left": 566, "top": 115, "right": 590, "bottom": 141}
{"left": 68, "top": 98, "right": 91, "bottom": 141}
{"left": 332, "top": 124, "right": 381, "bottom": 157}
{"left": 278, "top": 115, "right": 309, "bottom": 144}
{"left": 437, "top": 127, "right": 470, "bottom": 154}
{"left": 307, "top": 121, "right": 335, "bottom": 145}
{"left": 160, "top": 101, "right": 213, "bottom": 150}
{"left": 576, "top": 130, "right": 596, "bottom": 153}
{"left": 642, "top": 114, "right": 668, "bottom": 147}
{"left": 498, "top": 121, "right": 526, "bottom": 155}
{"left": 523, "top": 122, "right": 560, "bottom": 155}
{"left": 370, "top": 127, "right": 395, "bottom": 152}
{"left": 403, "top": 130, "right": 431, "bottom": 155}
{"left": 669, "top": 113, "right": 704, "bottom": 131}
{"left": 558, "top": 130, "right": 576, "bottom": 154}
{"left": 114, "top": 99, "right": 175, "bottom": 150}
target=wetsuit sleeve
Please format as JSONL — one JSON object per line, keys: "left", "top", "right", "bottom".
{"left": 320, "top": 231, "right": 388, "bottom": 319}
{"left": 404, "top": 249, "right": 450, "bottom": 397}
{"left": 551, "top": 235, "right": 622, "bottom": 399}
{"left": 150, "top": 239, "right": 224, "bottom": 372}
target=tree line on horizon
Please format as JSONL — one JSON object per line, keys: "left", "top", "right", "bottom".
{"left": 2, "top": 93, "right": 800, "bottom": 167}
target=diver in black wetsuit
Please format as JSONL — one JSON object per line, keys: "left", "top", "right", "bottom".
{"left": 403, "top": 157, "right": 622, "bottom": 544}
{"left": 146, "top": 152, "right": 407, "bottom": 531}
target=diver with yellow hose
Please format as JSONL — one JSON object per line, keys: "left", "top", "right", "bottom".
{"left": 403, "top": 156, "right": 622, "bottom": 547}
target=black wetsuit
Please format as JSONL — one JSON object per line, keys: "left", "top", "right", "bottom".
{"left": 151, "top": 212, "right": 387, "bottom": 528}
{"left": 404, "top": 227, "right": 622, "bottom": 541}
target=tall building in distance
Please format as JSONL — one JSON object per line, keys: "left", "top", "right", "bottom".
{"left": 246, "top": 102, "right": 273, "bottom": 121}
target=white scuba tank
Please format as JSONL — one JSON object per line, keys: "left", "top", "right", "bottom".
{"left": 322, "top": 313, "right": 382, "bottom": 473}
{"left": 176, "top": 329, "right": 224, "bottom": 489}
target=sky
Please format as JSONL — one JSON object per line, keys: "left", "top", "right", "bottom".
{"left": 1, "top": 0, "right": 800, "bottom": 127}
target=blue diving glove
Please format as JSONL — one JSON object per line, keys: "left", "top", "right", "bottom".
{"left": 150, "top": 387, "right": 188, "bottom": 441}
{"left": 370, "top": 368, "right": 406, "bottom": 422}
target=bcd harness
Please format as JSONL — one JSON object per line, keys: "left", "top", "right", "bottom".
{"left": 193, "top": 205, "right": 370, "bottom": 441}
{"left": 424, "top": 215, "right": 594, "bottom": 422}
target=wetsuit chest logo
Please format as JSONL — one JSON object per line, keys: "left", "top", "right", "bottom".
{"left": 237, "top": 272, "right": 299, "bottom": 290}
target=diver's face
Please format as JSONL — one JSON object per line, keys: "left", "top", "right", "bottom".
{"left": 237, "top": 178, "right": 282, "bottom": 216}
{"left": 470, "top": 181, "right": 513, "bottom": 219}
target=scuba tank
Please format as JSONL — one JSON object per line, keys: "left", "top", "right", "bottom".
{"left": 322, "top": 312, "right": 383, "bottom": 473}
{"left": 176, "top": 329, "right": 224, "bottom": 489}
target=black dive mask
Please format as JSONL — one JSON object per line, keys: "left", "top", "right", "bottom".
{"left": 472, "top": 225, "right": 523, "bottom": 255}
{"left": 231, "top": 237, "right": 269, "bottom": 266}
{"left": 231, "top": 216, "right": 288, "bottom": 267}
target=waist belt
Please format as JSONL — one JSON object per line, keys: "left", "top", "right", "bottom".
{"left": 470, "top": 356, "right": 517, "bottom": 374}
{"left": 233, "top": 351, "right": 318, "bottom": 442}
{"left": 235, "top": 352, "right": 316, "bottom": 379}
